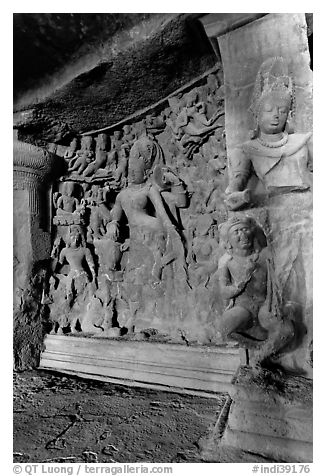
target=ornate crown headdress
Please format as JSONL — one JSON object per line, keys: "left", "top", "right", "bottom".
{"left": 249, "top": 57, "right": 295, "bottom": 120}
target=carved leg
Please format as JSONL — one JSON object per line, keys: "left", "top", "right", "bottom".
{"left": 125, "top": 300, "right": 140, "bottom": 334}
{"left": 218, "top": 306, "right": 253, "bottom": 342}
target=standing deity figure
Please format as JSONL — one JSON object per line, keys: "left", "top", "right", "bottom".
{"left": 48, "top": 226, "right": 97, "bottom": 334}
{"left": 58, "top": 226, "right": 97, "bottom": 304}
{"left": 107, "top": 135, "right": 188, "bottom": 333}
{"left": 224, "top": 58, "right": 312, "bottom": 370}
{"left": 217, "top": 216, "right": 294, "bottom": 366}
{"left": 85, "top": 185, "right": 111, "bottom": 240}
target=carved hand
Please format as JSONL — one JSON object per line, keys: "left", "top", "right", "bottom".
{"left": 224, "top": 189, "right": 251, "bottom": 211}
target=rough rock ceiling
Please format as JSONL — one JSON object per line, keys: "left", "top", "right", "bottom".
{"left": 14, "top": 13, "right": 217, "bottom": 145}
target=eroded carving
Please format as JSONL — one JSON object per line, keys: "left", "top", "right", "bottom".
{"left": 217, "top": 216, "right": 294, "bottom": 366}
{"left": 223, "top": 58, "right": 312, "bottom": 370}
{"left": 46, "top": 71, "right": 232, "bottom": 342}
{"left": 225, "top": 57, "right": 312, "bottom": 210}
{"left": 167, "top": 89, "right": 224, "bottom": 160}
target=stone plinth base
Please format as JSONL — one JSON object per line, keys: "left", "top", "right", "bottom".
{"left": 220, "top": 366, "right": 312, "bottom": 462}
{"left": 39, "top": 335, "right": 242, "bottom": 397}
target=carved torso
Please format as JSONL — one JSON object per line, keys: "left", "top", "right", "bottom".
{"left": 241, "top": 132, "right": 312, "bottom": 192}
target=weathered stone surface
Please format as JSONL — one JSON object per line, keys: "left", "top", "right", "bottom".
{"left": 13, "top": 133, "right": 58, "bottom": 369}
{"left": 40, "top": 335, "right": 241, "bottom": 396}
{"left": 43, "top": 71, "right": 229, "bottom": 346}
{"left": 14, "top": 370, "right": 226, "bottom": 463}
{"left": 14, "top": 13, "right": 313, "bottom": 384}
{"left": 223, "top": 429, "right": 312, "bottom": 463}
{"left": 220, "top": 366, "right": 312, "bottom": 462}
{"left": 14, "top": 14, "right": 217, "bottom": 145}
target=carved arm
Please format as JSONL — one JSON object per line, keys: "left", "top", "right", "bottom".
{"left": 149, "top": 185, "right": 176, "bottom": 230}
{"left": 218, "top": 263, "right": 245, "bottom": 299}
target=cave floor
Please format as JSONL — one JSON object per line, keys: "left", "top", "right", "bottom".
{"left": 13, "top": 370, "right": 273, "bottom": 464}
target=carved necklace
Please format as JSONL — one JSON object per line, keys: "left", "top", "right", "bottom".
{"left": 257, "top": 131, "right": 288, "bottom": 148}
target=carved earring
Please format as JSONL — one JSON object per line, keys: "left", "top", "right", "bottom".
{"left": 285, "top": 111, "right": 294, "bottom": 134}
{"left": 249, "top": 117, "right": 259, "bottom": 139}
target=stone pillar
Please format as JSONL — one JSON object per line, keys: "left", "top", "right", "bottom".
{"left": 13, "top": 130, "right": 56, "bottom": 369}
{"left": 200, "top": 13, "right": 313, "bottom": 375}
{"left": 198, "top": 14, "right": 313, "bottom": 462}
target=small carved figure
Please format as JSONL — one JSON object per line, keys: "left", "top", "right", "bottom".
{"left": 122, "top": 124, "right": 136, "bottom": 145}
{"left": 58, "top": 226, "right": 97, "bottom": 306}
{"left": 113, "top": 143, "right": 130, "bottom": 187}
{"left": 86, "top": 185, "right": 111, "bottom": 240}
{"left": 187, "top": 215, "right": 218, "bottom": 266}
{"left": 64, "top": 137, "right": 79, "bottom": 160}
{"left": 68, "top": 136, "right": 95, "bottom": 175}
{"left": 82, "top": 133, "right": 110, "bottom": 177}
{"left": 167, "top": 90, "right": 224, "bottom": 159}
{"left": 54, "top": 181, "right": 79, "bottom": 214}
{"left": 94, "top": 222, "right": 123, "bottom": 281}
{"left": 110, "top": 130, "right": 123, "bottom": 152}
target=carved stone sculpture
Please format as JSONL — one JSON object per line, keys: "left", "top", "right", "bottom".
{"left": 107, "top": 135, "right": 188, "bottom": 333}
{"left": 68, "top": 135, "right": 95, "bottom": 175}
{"left": 82, "top": 133, "right": 110, "bottom": 177}
{"left": 58, "top": 226, "right": 96, "bottom": 298}
{"left": 167, "top": 81, "right": 224, "bottom": 160}
{"left": 225, "top": 57, "right": 312, "bottom": 209}
{"left": 217, "top": 216, "right": 294, "bottom": 366}
{"left": 53, "top": 181, "right": 85, "bottom": 226}
{"left": 50, "top": 226, "right": 97, "bottom": 333}
{"left": 46, "top": 72, "right": 230, "bottom": 343}
{"left": 64, "top": 137, "right": 79, "bottom": 160}
{"left": 85, "top": 185, "right": 111, "bottom": 240}
{"left": 224, "top": 57, "right": 312, "bottom": 371}
{"left": 54, "top": 181, "right": 79, "bottom": 214}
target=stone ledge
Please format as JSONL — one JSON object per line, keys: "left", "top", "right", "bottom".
{"left": 39, "top": 335, "right": 241, "bottom": 397}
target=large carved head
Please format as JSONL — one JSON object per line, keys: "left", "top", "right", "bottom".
{"left": 128, "top": 136, "right": 163, "bottom": 184}
{"left": 250, "top": 57, "right": 294, "bottom": 134}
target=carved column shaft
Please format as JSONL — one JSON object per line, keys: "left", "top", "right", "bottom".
{"left": 13, "top": 131, "right": 56, "bottom": 298}
{"left": 200, "top": 13, "right": 313, "bottom": 375}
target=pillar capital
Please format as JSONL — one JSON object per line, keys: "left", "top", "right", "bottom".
{"left": 13, "top": 131, "right": 56, "bottom": 190}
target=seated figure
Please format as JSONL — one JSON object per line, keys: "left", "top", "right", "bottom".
{"left": 217, "top": 216, "right": 294, "bottom": 366}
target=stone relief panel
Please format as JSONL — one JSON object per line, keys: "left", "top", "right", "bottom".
{"left": 45, "top": 71, "right": 230, "bottom": 344}
{"left": 44, "top": 59, "right": 311, "bottom": 371}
